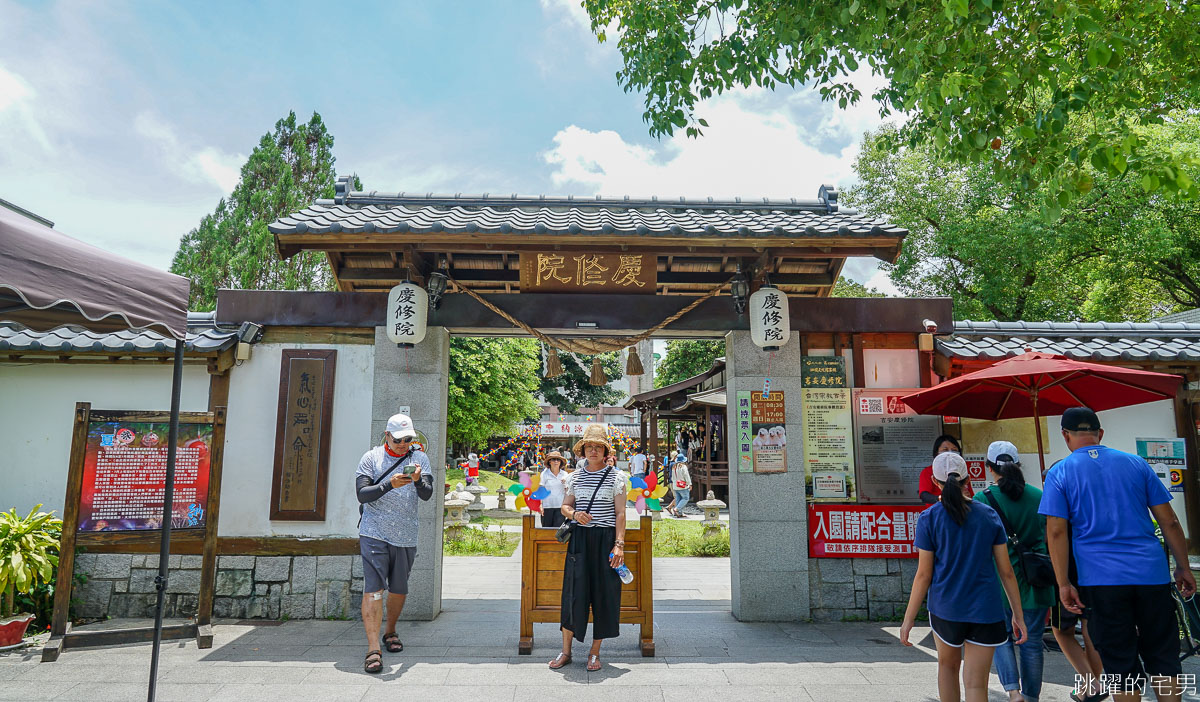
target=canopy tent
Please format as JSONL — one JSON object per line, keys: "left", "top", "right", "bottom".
{"left": 0, "top": 205, "right": 189, "bottom": 339}
{"left": 0, "top": 202, "right": 189, "bottom": 701}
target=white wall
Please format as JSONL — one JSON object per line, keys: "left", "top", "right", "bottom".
{"left": 218, "top": 342, "right": 374, "bottom": 538}
{"left": 0, "top": 363, "right": 212, "bottom": 516}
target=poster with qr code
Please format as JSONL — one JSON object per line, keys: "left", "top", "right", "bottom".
{"left": 853, "top": 389, "right": 942, "bottom": 504}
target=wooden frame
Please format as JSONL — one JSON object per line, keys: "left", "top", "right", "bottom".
{"left": 269, "top": 349, "right": 337, "bottom": 520}
{"left": 519, "top": 514, "right": 654, "bottom": 657}
{"left": 44, "top": 403, "right": 227, "bottom": 661}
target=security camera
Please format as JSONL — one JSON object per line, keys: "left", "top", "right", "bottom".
{"left": 922, "top": 319, "right": 938, "bottom": 334}
{"left": 237, "top": 321, "right": 264, "bottom": 344}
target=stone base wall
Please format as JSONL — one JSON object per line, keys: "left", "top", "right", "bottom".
{"left": 808, "top": 557, "right": 917, "bottom": 622}
{"left": 73, "top": 553, "right": 364, "bottom": 621}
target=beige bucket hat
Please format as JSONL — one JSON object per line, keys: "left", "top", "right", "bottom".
{"left": 572, "top": 423, "right": 614, "bottom": 456}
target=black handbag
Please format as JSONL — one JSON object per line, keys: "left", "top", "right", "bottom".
{"left": 982, "top": 488, "right": 1057, "bottom": 589}
{"left": 555, "top": 466, "right": 612, "bottom": 543}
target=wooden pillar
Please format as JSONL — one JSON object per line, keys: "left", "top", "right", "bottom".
{"left": 704, "top": 403, "right": 712, "bottom": 498}
{"left": 649, "top": 408, "right": 659, "bottom": 477}
{"left": 851, "top": 334, "right": 866, "bottom": 390}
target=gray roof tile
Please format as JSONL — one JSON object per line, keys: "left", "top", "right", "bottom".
{"left": 0, "top": 312, "right": 239, "bottom": 355}
{"left": 939, "top": 320, "right": 1200, "bottom": 363}
{"left": 268, "top": 182, "right": 907, "bottom": 240}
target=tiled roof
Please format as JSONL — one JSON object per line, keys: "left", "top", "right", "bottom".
{"left": 268, "top": 180, "right": 906, "bottom": 239}
{"left": 0, "top": 312, "right": 238, "bottom": 355}
{"left": 1155, "top": 308, "right": 1200, "bottom": 324}
{"left": 938, "top": 320, "right": 1200, "bottom": 362}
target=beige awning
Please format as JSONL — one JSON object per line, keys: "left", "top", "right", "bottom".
{"left": 0, "top": 205, "right": 189, "bottom": 338}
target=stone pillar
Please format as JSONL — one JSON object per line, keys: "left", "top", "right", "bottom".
{"left": 372, "top": 326, "right": 449, "bottom": 620}
{"left": 724, "top": 330, "right": 810, "bottom": 621}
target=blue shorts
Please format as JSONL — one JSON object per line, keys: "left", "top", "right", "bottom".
{"left": 360, "top": 535, "right": 416, "bottom": 595}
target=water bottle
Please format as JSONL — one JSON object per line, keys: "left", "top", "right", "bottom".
{"left": 611, "top": 554, "right": 634, "bottom": 584}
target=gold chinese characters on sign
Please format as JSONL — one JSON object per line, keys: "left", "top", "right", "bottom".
{"left": 518, "top": 253, "right": 656, "bottom": 293}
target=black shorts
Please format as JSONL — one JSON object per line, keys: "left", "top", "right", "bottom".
{"left": 1049, "top": 597, "right": 1087, "bottom": 631}
{"left": 360, "top": 536, "right": 417, "bottom": 595}
{"left": 929, "top": 612, "right": 1009, "bottom": 647}
{"left": 1078, "top": 583, "right": 1182, "bottom": 686}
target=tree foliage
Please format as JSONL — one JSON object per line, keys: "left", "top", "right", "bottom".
{"left": 831, "top": 278, "right": 887, "bottom": 298}
{"left": 447, "top": 338, "right": 541, "bottom": 448}
{"left": 584, "top": 0, "right": 1200, "bottom": 213}
{"left": 170, "top": 111, "right": 357, "bottom": 310}
{"left": 845, "top": 119, "right": 1199, "bottom": 321}
{"left": 537, "top": 350, "right": 625, "bottom": 414}
{"left": 654, "top": 339, "right": 724, "bottom": 389}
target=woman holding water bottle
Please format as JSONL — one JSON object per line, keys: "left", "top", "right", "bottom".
{"left": 550, "top": 424, "right": 627, "bottom": 672}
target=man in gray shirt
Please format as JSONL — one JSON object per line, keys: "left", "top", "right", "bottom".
{"left": 356, "top": 413, "right": 434, "bottom": 673}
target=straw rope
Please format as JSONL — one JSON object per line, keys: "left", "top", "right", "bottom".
{"left": 447, "top": 273, "right": 734, "bottom": 354}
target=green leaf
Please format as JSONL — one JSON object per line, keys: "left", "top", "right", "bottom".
{"left": 1086, "top": 43, "right": 1112, "bottom": 68}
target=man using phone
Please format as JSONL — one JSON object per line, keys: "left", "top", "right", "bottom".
{"left": 355, "top": 412, "right": 434, "bottom": 673}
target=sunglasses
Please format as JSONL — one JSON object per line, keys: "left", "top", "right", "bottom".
{"left": 387, "top": 436, "right": 413, "bottom": 444}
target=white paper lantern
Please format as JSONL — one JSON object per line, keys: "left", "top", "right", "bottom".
{"left": 386, "top": 282, "right": 428, "bottom": 347}
{"left": 749, "top": 285, "right": 790, "bottom": 351}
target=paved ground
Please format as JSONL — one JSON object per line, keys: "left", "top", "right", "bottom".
{"left": 2, "top": 555, "right": 1197, "bottom": 701}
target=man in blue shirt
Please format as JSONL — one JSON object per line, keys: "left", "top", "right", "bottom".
{"left": 1040, "top": 407, "right": 1195, "bottom": 702}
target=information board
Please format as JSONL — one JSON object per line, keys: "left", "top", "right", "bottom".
{"left": 78, "top": 420, "right": 211, "bottom": 532}
{"left": 853, "top": 389, "right": 942, "bottom": 503}
{"left": 270, "top": 349, "right": 337, "bottom": 520}
{"left": 801, "top": 356, "right": 855, "bottom": 500}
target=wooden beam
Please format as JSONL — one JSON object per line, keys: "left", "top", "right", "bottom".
{"left": 337, "top": 266, "right": 835, "bottom": 287}
{"left": 217, "top": 290, "right": 955, "bottom": 336}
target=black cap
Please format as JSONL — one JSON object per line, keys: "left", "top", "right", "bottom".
{"left": 1061, "top": 407, "right": 1101, "bottom": 432}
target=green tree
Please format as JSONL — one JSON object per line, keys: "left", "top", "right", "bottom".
{"left": 538, "top": 351, "right": 625, "bottom": 414}
{"left": 654, "top": 339, "right": 724, "bottom": 388}
{"left": 845, "top": 121, "right": 1197, "bottom": 321}
{"left": 584, "top": 1, "right": 1200, "bottom": 212}
{"left": 831, "top": 278, "right": 887, "bottom": 298}
{"left": 447, "top": 338, "right": 541, "bottom": 448}
{"left": 171, "top": 111, "right": 357, "bottom": 310}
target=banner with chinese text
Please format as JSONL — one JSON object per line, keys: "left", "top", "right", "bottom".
{"left": 808, "top": 504, "right": 929, "bottom": 558}
{"left": 78, "top": 421, "right": 212, "bottom": 532}
{"left": 802, "top": 356, "right": 854, "bottom": 500}
{"left": 537, "top": 422, "right": 606, "bottom": 437}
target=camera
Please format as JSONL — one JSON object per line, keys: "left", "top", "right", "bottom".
{"left": 922, "top": 319, "right": 938, "bottom": 334}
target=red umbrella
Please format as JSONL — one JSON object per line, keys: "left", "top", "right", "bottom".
{"left": 901, "top": 351, "right": 1182, "bottom": 472}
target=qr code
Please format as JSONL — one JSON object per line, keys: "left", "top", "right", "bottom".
{"left": 860, "top": 397, "right": 884, "bottom": 415}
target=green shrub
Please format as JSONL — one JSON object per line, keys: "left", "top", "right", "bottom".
{"left": 651, "top": 520, "right": 729, "bottom": 557}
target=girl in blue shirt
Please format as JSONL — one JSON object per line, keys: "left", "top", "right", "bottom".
{"left": 901, "top": 452, "right": 1028, "bottom": 702}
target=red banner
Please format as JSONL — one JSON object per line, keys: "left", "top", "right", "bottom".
{"left": 808, "top": 504, "right": 929, "bottom": 558}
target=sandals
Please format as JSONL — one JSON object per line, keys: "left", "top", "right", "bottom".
{"left": 364, "top": 650, "right": 383, "bottom": 674}
{"left": 587, "top": 654, "right": 602, "bottom": 671}
{"left": 548, "top": 652, "right": 572, "bottom": 669}
{"left": 382, "top": 632, "right": 403, "bottom": 653}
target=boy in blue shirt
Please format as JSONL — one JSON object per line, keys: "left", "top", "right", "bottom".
{"left": 1040, "top": 407, "right": 1195, "bottom": 702}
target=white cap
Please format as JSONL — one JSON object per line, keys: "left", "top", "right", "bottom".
{"left": 386, "top": 413, "right": 417, "bottom": 440}
{"left": 987, "top": 440, "right": 1020, "bottom": 465}
{"left": 932, "top": 451, "right": 967, "bottom": 482}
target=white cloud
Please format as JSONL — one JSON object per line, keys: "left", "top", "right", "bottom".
{"left": 134, "top": 112, "right": 243, "bottom": 194}
{"left": 0, "top": 65, "right": 52, "bottom": 153}
{"left": 544, "top": 91, "right": 872, "bottom": 200}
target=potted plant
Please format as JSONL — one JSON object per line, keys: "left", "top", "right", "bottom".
{"left": 0, "top": 505, "right": 62, "bottom": 649}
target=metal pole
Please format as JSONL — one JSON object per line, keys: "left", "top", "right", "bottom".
{"left": 148, "top": 338, "right": 184, "bottom": 702}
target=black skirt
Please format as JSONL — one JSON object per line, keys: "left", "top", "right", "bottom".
{"left": 560, "top": 525, "right": 620, "bottom": 642}
{"left": 540, "top": 508, "right": 566, "bottom": 529}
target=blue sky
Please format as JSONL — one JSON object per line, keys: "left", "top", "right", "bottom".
{"left": 0, "top": 0, "right": 893, "bottom": 290}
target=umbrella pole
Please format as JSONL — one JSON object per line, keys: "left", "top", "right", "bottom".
{"left": 1032, "top": 395, "right": 1047, "bottom": 476}
{"left": 147, "top": 338, "right": 184, "bottom": 702}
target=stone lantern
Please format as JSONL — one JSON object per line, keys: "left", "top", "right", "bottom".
{"left": 495, "top": 486, "right": 509, "bottom": 511}
{"left": 465, "top": 482, "right": 487, "bottom": 514}
{"left": 444, "top": 497, "right": 470, "bottom": 540}
{"left": 696, "top": 490, "right": 728, "bottom": 539}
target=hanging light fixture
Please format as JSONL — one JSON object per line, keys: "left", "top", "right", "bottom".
{"left": 730, "top": 265, "right": 750, "bottom": 316}
{"left": 749, "top": 283, "right": 790, "bottom": 351}
{"left": 386, "top": 280, "right": 428, "bottom": 348}
{"left": 426, "top": 266, "right": 449, "bottom": 310}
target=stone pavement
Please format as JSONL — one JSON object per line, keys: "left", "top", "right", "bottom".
{"left": 2, "top": 555, "right": 1197, "bottom": 701}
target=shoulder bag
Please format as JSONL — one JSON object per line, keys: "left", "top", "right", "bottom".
{"left": 982, "top": 488, "right": 1057, "bottom": 589}
{"left": 358, "top": 448, "right": 412, "bottom": 527}
{"left": 555, "top": 466, "right": 613, "bottom": 543}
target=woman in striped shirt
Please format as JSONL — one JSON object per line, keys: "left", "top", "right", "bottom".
{"left": 549, "top": 424, "right": 627, "bottom": 672}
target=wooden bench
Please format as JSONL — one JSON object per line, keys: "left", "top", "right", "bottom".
{"left": 518, "top": 514, "right": 654, "bottom": 656}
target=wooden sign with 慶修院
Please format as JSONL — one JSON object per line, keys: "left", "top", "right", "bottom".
{"left": 518, "top": 253, "right": 656, "bottom": 293}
